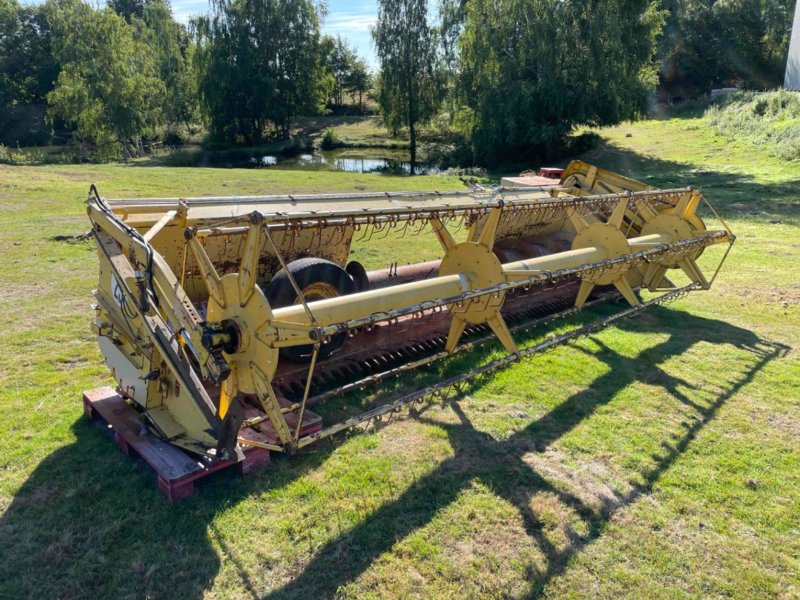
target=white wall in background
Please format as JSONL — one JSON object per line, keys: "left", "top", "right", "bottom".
{"left": 786, "top": 0, "right": 800, "bottom": 89}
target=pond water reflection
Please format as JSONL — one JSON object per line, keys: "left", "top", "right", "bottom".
{"left": 250, "top": 148, "right": 437, "bottom": 174}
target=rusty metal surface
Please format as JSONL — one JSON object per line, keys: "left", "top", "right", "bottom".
{"left": 271, "top": 280, "right": 584, "bottom": 402}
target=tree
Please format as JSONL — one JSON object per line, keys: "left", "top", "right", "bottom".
{"left": 658, "top": 0, "right": 795, "bottom": 97}
{"left": 139, "top": 0, "right": 199, "bottom": 131}
{"left": 193, "top": 0, "right": 328, "bottom": 143}
{"left": 106, "top": 0, "right": 198, "bottom": 131}
{"left": 320, "top": 35, "right": 371, "bottom": 113}
{"left": 373, "top": 0, "right": 442, "bottom": 171}
{"left": 0, "top": 1, "right": 59, "bottom": 107}
{"left": 106, "top": 0, "right": 145, "bottom": 21}
{"left": 715, "top": 0, "right": 795, "bottom": 89}
{"left": 456, "top": 0, "right": 663, "bottom": 166}
{"left": 438, "top": 0, "right": 467, "bottom": 71}
{"left": 344, "top": 57, "right": 370, "bottom": 111}
{"left": 321, "top": 35, "right": 355, "bottom": 107}
{"left": 45, "top": 0, "right": 165, "bottom": 158}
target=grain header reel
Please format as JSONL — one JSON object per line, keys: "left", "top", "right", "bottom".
{"left": 86, "top": 161, "right": 734, "bottom": 464}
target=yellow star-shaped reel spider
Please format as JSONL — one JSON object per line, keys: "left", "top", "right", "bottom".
{"left": 431, "top": 207, "right": 518, "bottom": 356}
{"left": 567, "top": 190, "right": 711, "bottom": 308}
{"left": 567, "top": 196, "right": 641, "bottom": 308}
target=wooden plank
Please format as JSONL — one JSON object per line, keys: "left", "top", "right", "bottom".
{"left": 88, "top": 388, "right": 201, "bottom": 481}
{"left": 83, "top": 386, "right": 317, "bottom": 499}
{"left": 237, "top": 428, "right": 272, "bottom": 474}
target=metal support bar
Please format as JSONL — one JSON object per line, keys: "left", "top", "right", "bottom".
{"left": 273, "top": 231, "right": 729, "bottom": 339}
{"left": 294, "top": 284, "right": 698, "bottom": 450}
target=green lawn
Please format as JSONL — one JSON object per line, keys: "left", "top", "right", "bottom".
{"left": 0, "top": 112, "right": 798, "bottom": 599}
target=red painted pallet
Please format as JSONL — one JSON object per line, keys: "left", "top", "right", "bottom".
{"left": 83, "top": 387, "right": 322, "bottom": 500}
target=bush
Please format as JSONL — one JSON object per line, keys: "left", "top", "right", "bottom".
{"left": 163, "top": 130, "right": 186, "bottom": 146}
{"left": 705, "top": 91, "right": 800, "bottom": 161}
{"left": 319, "top": 127, "right": 342, "bottom": 150}
{"left": 0, "top": 105, "right": 53, "bottom": 147}
{"left": 281, "top": 136, "right": 313, "bottom": 157}
{"left": 0, "top": 144, "right": 49, "bottom": 165}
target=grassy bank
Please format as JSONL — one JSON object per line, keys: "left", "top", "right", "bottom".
{"left": 0, "top": 112, "right": 798, "bottom": 598}
{"left": 705, "top": 90, "right": 800, "bottom": 161}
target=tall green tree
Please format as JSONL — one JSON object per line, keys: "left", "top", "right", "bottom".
{"left": 320, "top": 34, "right": 371, "bottom": 111}
{"left": 438, "top": 0, "right": 467, "bottom": 70}
{"left": 0, "top": 1, "right": 58, "bottom": 107}
{"left": 139, "top": 0, "right": 199, "bottom": 131}
{"left": 45, "top": 0, "right": 165, "bottom": 158}
{"left": 193, "top": 0, "right": 328, "bottom": 143}
{"left": 107, "top": 0, "right": 146, "bottom": 21}
{"left": 106, "top": 0, "right": 198, "bottom": 131}
{"left": 373, "top": 0, "right": 442, "bottom": 170}
{"left": 344, "top": 56, "right": 370, "bottom": 110}
{"left": 457, "top": 0, "right": 663, "bottom": 166}
{"left": 321, "top": 35, "right": 357, "bottom": 107}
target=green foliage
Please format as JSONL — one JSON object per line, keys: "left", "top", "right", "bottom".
{"left": 705, "top": 90, "right": 800, "bottom": 160}
{"left": 138, "top": 0, "right": 199, "bottom": 131}
{"left": 320, "top": 34, "right": 370, "bottom": 110}
{"left": 658, "top": 0, "right": 795, "bottom": 96}
{"left": 44, "top": 0, "right": 165, "bottom": 158}
{"left": 193, "top": 0, "right": 328, "bottom": 143}
{"left": 106, "top": 0, "right": 145, "bottom": 21}
{"left": 0, "top": 143, "right": 48, "bottom": 164}
{"left": 456, "top": 0, "right": 663, "bottom": 166}
{"left": 437, "top": 0, "right": 466, "bottom": 70}
{"left": 320, "top": 127, "right": 342, "bottom": 150}
{"left": 344, "top": 56, "right": 371, "bottom": 111}
{"left": 373, "top": 0, "right": 443, "bottom": 167}
{"left": 0, "top": 1, "right": 58, "bottom": 108}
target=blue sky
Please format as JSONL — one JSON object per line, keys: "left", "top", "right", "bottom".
{"left": 23, "top": 0, "right": 379, "bottom": 67}
{"left": 166, "top": 0, "right": 378, "bottom": 65}
{"left": 320, "top": 0, "right": 377, "bottom": 67}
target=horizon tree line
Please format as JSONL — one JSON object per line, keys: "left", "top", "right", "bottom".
{"left": 0, "top": 0, "right": 796, "bottom": 165}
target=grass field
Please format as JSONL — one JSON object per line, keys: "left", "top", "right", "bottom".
{"left": 0, "top": 111, "right": 798, "bottom": 599}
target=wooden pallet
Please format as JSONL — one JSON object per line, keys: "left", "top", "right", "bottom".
{"left": 83, "top": 387, "right": 321, "bottom": 500}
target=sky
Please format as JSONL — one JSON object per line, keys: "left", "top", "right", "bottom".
{"left": 167, "top": 0, "right": 378, "bottom": 65}
{"left": 23, "top": 0, "right": 379, "bottom": 67}
{"left": 319, "top": 0, "right": 377, "bottom": 67}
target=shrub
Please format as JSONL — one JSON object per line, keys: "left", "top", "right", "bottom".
{"left": 320, "top": 127, "right": 342, "bottom": 150}
{"left": 705, "top": 91, "right": 800, "bottom": 161}
{"left": 281, "top": 136, "right": 313, "bottom": 157}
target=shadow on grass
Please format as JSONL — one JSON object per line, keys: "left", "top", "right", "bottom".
{"left": 0, "top": 307, "right": 788, "bottom": 598}
{"left": 260, "top": 307, "right": 788, "bottom": 599}
{"left": 0, "top": 418, "right": 337, "bottom": 597}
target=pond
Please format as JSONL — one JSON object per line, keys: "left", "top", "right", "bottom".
{"left": 250, "top": 148, "right": 439, "bottom": 175}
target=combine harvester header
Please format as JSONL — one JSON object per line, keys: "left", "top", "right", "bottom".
{"left": 84, "top": 161, "right": 734, "bottom": 496}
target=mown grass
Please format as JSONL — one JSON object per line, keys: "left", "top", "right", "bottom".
{"left": 0, "top": 111, "right": 798, "bottom": 599}
{"left": 296, "top": 115, "right": 408, "bottom": 149}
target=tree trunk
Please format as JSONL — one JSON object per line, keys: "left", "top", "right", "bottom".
{"left": 115, "top": 129, "right": 131, "bottom": 161}
{"left": 408, "top": 86, "right": 417, "bottom": 175}
{"left": 408, "top": 120, "right": 416, "bottom": 175}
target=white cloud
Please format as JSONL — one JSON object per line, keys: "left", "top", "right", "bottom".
{"left": 170, "top": 0, "right": 211, "bottom": 22}
{"left": 323, "top": 12, "right": 376, "bottom": 33}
